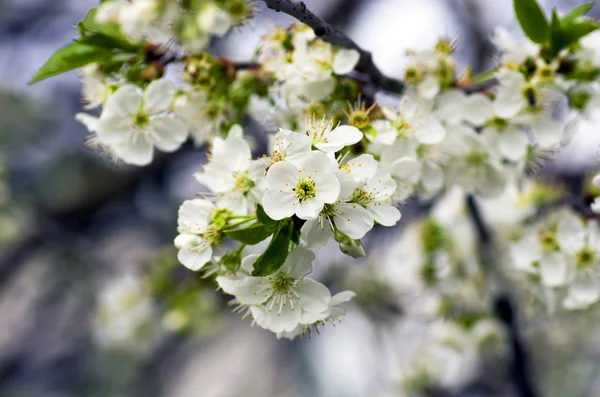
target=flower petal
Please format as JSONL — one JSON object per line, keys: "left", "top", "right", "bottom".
{"left": 262, "top": 189, "right": 297, "bottom": 220}
{"left": 301, "top": 218, "right": 334, "bottom": 250}
{"left": 143, "top": 79, "right": 176, "bottom": 113}
{"left": 332, "top": 49, "right": 360, "bottom": 75}
{"left": 539, "top": 252, "right": 570, "bottom": 287}
{"left": 150, "top": 115, "right": 188, "bottom": 152}
{"left": 295, "top": 278, "right": 331, "bottom": 312}
{"left": 334, "top": 203, "right": 374, "bottom": 239}
{"left": 112, "top": 136, "right": 154, "bottom": 166}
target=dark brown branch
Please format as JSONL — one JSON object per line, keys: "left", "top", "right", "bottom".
{"left": 465, "top": 195, "right": 540, "bottom": 397}
{"left": 463, "top": 77, "right": 498, "bottom": 94}
{"left": 260, "top": 0, "right": 405, "bottom": 94}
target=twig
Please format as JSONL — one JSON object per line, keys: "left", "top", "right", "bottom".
{"left": 463, "top": 77, "right": 498, "bottom": 94}
{"left": 260, "top": 0, "right": 405, "bottom": 94}
{"left": 465, "top": 194, "right": 540, "bottom": 397}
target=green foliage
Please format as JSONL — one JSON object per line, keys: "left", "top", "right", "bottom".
{"left": 561, "top": 2, "right": 594, "bottom": 25}
{"left": 513, "top": 0, "right": 549, "bottom": 44}
{"left": 251, "top": 221, "right": 293, "bottom": 276}
{"left": 512, "top": 0, "right": 599, "bottom": 57}
{"left": 225, "top": 222, "right": 278, "bottom": 245}
{"left": 30, "top": 7, "right": 140, "bottom": 84}
{"left": 256, "top": 204, "right": 278, "bottom": 227}
{"left": 29, "top": 43, "right": 114, "bottom": 84}
{"left": 550, "top": 7, "right": 599, "bottom": 56}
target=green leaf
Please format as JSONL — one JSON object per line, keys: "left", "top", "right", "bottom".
{"left": 472, "top": 69, "right": 496, "bottom": 84}
{"left": 561, "top": 2, "right": 594, "bottom": 25}
{"left": 513, "top": 0, "right": 549, "bottom": 43}
{"left": 29, "top": 43, "right": 114, "bottom": 84}
{"left": 550, "top": 9, "right": 565, "bottom": 54}
{"left": 256, "top": 204, "right": 278, "bottom": 227}
{"left": 79, "top": 8, "right": 122, "bottom": 38}
{"left": 562, "top": 20, "right": 600, "bottom": 45}
{"left": 251, "top": 222, "right": 292, "bottom": 277}
{"left": 76, "top": 32, "right": 139, "bottom": 53}
{"left": 225, "top": 223, "right": 277, "bottom": 245}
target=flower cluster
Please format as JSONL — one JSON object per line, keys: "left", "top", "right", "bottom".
{"left": 510, "top": 210, "right": 600, "bottom": 310}
{"left": 32, "top": 0, "right": 600, "bottom": 344}
{"left": 96, "top": 0, "right": 253, "bottom": 52}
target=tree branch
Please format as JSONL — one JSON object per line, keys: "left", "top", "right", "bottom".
{"left": 260, "top": 0, "right": 405, "bottom": 94}
{"left": 465, "top": 194, "right": 540, "bottom": 397}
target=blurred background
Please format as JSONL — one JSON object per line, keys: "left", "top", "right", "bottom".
{"left": 2, "top": 0, "right": 600, "bottom": 396}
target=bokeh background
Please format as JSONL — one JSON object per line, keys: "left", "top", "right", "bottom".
{"left": 2, "top": 0, "right": 600, "bottom": 396}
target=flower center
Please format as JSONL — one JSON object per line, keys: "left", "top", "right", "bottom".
{"left": 294, "top": 178, "right": 316, "bottom": 202}
{"left": 576, "top": 246, "right": 595, "bottom": 269}
{"left": 538, "top": 230, "right": 558, "bottom": 252}
{"left": 132, "top": 111, "right": 150, "bottom": 128}
{"left": 465, "top": 150, "right": 488, "bottom": 166}
{"left": 404, "top": 66, "right": 420, "bottom": 84}
{"left": 269, "top": 272, "right": 294, "bottom": 294}
{"left": 350, "top": 188, "right": 373, "bottom": 206}
{"left": 234, "top": 171, "right": 255, "bottom": 194}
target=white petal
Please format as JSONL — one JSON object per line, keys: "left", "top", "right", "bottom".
{"left": 331, "top": 290, "right": 356, "bottom": 305}
{"left": 105, "top": 85, "right": 142, "bottom": 116}
{"left": 332, "top": 49, "right": 360, "bottom": 75}
{"left": 592, "top": 198, "right": 600, "bottom": 214}
{"left": 150, "top": 116, "right": 188, "bottom": 152}
{"left": 281, "top": 246, "right": 315, "bottom": 279}
{"left": 240, "top": 254, "right": 260, "bottom": 274}
{"left": 566, "top": 277, "right": 600, "bottom": 308}
{"left": 531, "top": 117, "right": 563, "bottom": 149}
{"left": 593, "top": 174, "right": 600, "bottom": 188}
{"left": 497, "top": 128, "right": 528, "bottom": 161}
{"left": 177, "top": 199, "right": 214, "bottom": 233}
{"left": 421, "top": 162, "right": 444, "bottom": 193}
{"left": 75, "top": 113, "right": 100, "bottom": 133}
{"left": 233, "top": 277, "right": 271, "bottom": 305}
{"left": 143, "top": 79, "right": 176, "bottom": 113}
{"left": 366, "top": 203, "right": 401, "bottom": 227}
{"left": 462, "top": 94, "right": 494, "bottom": 126}
{"left": 334, "top": 203, "right": 374, "bottom": 239}
{"left": 96, "top": 115, "right": 131, "bottom": 144}
{"left": 390, "top": 157, "right": 422, "bottom": 180}
{"left": 556, "top": 212, "right": 586, "bottom": 254}
{"left": 266, "top": 161, "right": 298, "bottom": 189}
{"left": 342, "top": 154, "right": 378, "bottom": 181}
{"left": 539, "top": 252, "right": 570, "bottom": 287}
{"left": 301, "top": 218, "right": 334, "bottom": 250}
{"left": 314, "top": 173, "right": 341, "bottom": 204}
{"left": 176, "top": 237, "right": 212, "bottom": 271}
{"left": 316, "top": 125, "right": 363, "bottom": 153}
{"left": 112, "top": 136, "right": 154, "bottom": 166}
{"left": 263, "top": 302, "right": 302, "bottom": 333}
{"left": 414, "top": 120, "right": 446, "bottom": 144}
{"left": 372, "top": 119, "right": 397, "bottom": 145}
{"left": 262, "top": 189, "right": 297, "bottom": 220}
{"left": 295, "top": 279, "right": 331, "bottom": 312}
{"left": 417, "top": 74, "right": 440, "bottom": 99}
{"left": 295, "top": 198, "right": 324, "bottom": 220}
{"left": 494, "top": 87, "right": 526, "bottom": 119}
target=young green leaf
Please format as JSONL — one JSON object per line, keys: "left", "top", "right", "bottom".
{"left": 562, "top": 20, "right": 600, "bottom": 46}
{"left": 251, "top": 222, "right": 292, "bottom": 277}
{"left": 550, "top": 9, "right": 565, "bottom": 55}
{"left": 256, "top": 204, "right": 278, "bottom": 227}
{"left": 79, "top": 8, "right": 122, "bottom": 39}
{"left": 513, "top": 0, "right": 549, "bottom": 43}
{"left": 29, "top": 43, "right": 114, "bottom": 84}
{"left": 225, "top": 223, "right": 277, "bottom": 245}
{"left": 561, "top": 2, "right": 594, "bottom": 25}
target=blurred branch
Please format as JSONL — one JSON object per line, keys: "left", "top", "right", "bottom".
{"left": 260, "top": 0, "right": 405, "bottom": 94}
{"left": 465, "top": 194, "right": 540, "bottom": 397}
